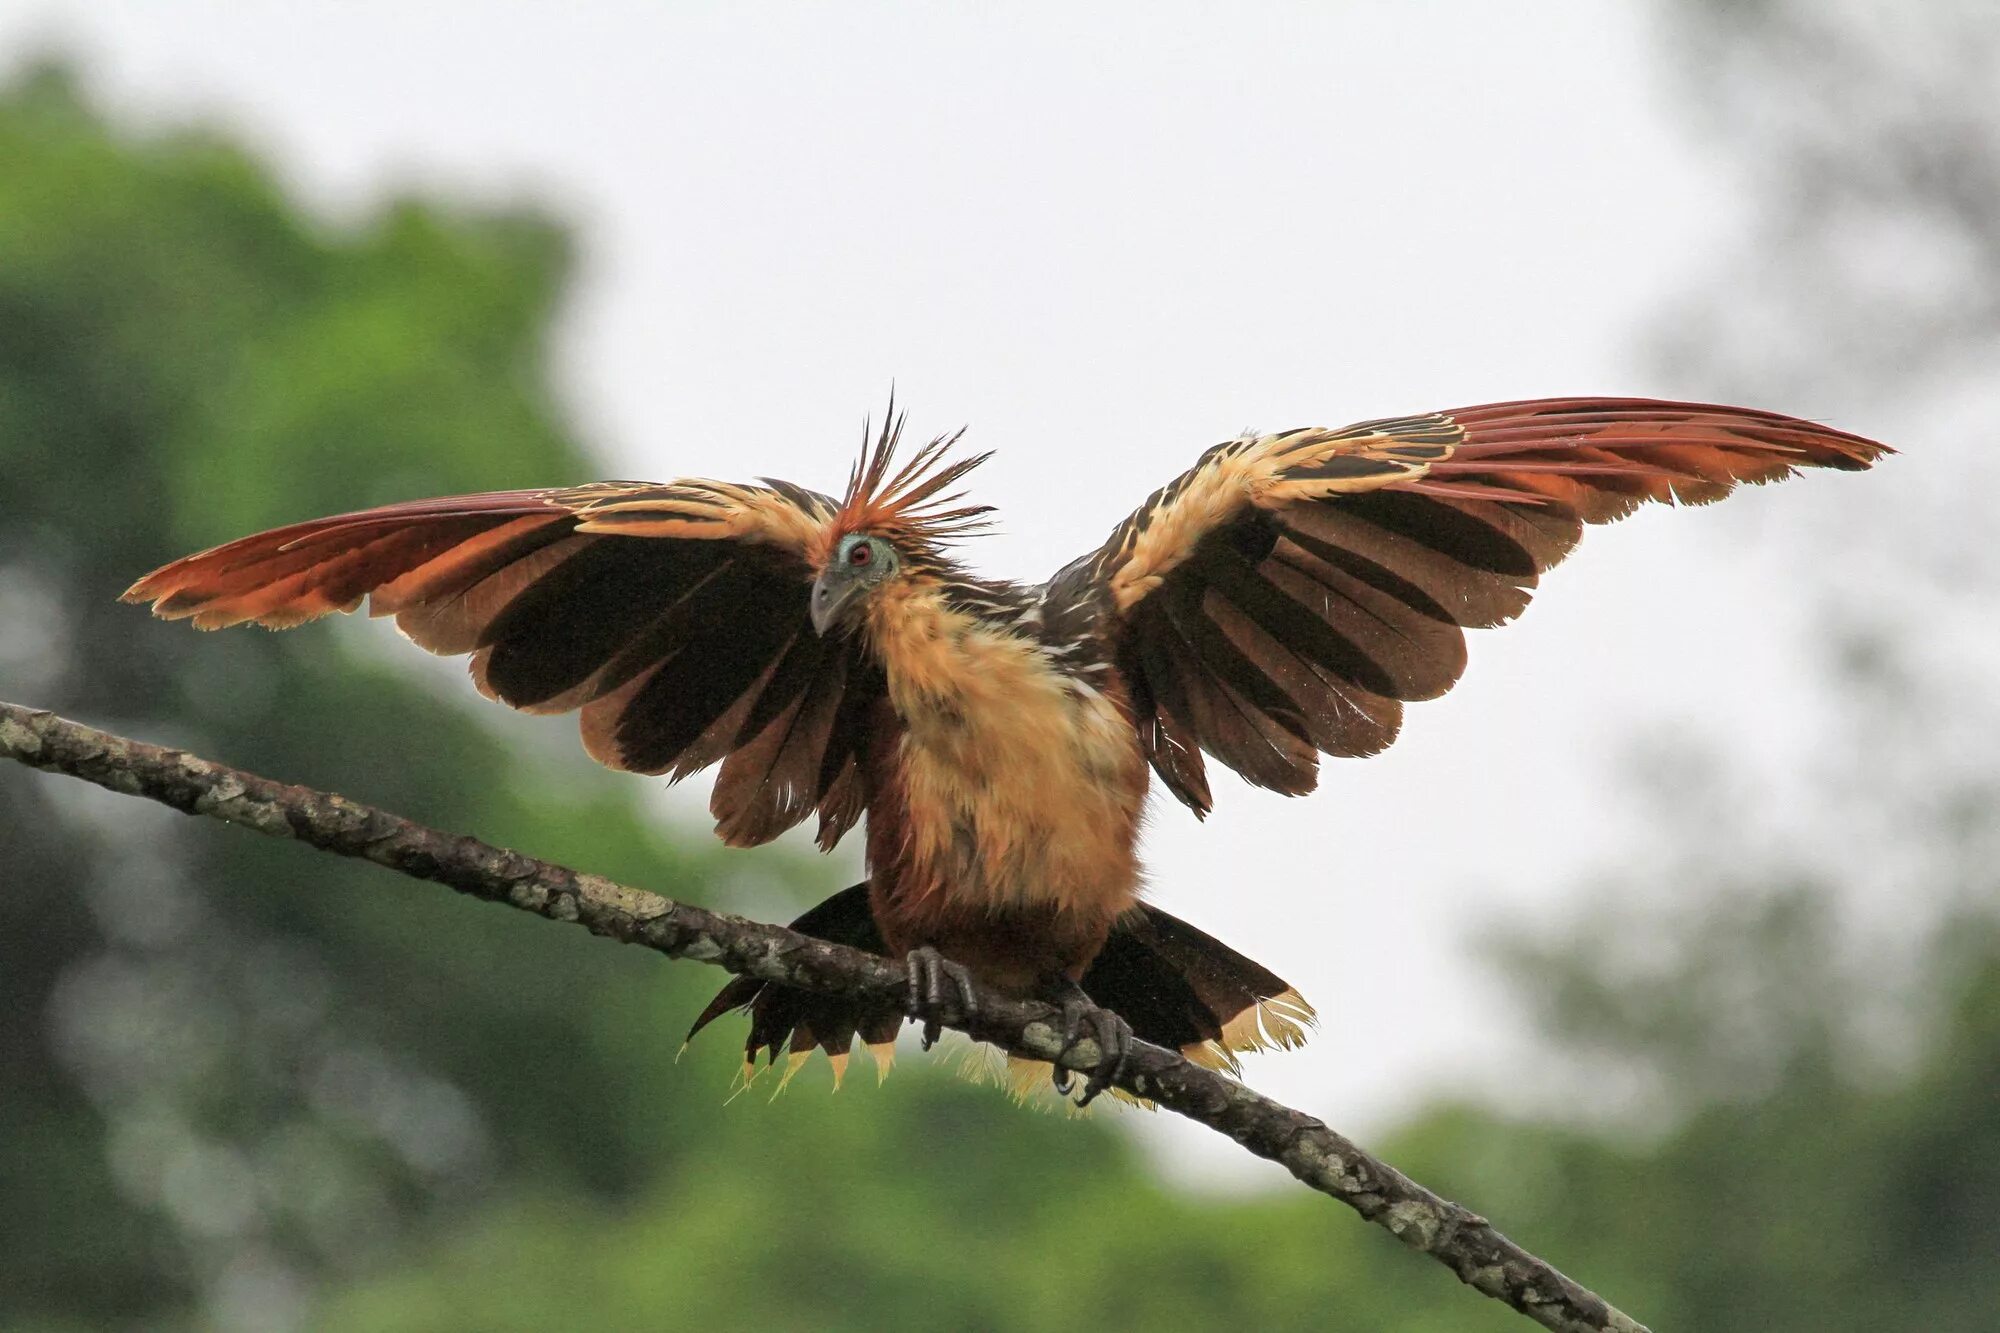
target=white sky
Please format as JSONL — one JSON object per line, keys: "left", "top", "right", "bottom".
{"left": 0, "top": 1, "right": 1898, "bottom": 1183}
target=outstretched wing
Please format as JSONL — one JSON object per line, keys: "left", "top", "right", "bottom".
{"left": 124, "top": 479, "right": 882, "bottom": 848}
{"left": 1057, "top": 398, "right": 1889, "bottom": 814}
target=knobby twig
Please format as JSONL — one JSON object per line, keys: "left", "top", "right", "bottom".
{"left": 1, "top": 699, "right": 1645, "bottom": 1333}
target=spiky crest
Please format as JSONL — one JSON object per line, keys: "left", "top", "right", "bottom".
{"left": 824, "top": 398, "right": 995, "bottom": 566}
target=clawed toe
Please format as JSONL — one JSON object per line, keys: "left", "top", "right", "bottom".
{"left": 1051, "top": 990, "right": 1133, "bottom": 1107}
{"left": 904, "top": 946, "right": 979, "bottom": 1050}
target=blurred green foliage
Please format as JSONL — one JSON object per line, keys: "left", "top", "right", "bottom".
{"left": 2, "top": 57, "right": 1995, "bottom": 1333}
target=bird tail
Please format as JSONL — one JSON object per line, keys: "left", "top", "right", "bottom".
{"left": 685, "top": 887, "right": 1314, "bottom": 1097}
{"left": 685, "top": 883, "right": 905, "bottom": 1093}
{"left": 1079, "top": 903, "right": 1316, "bottom": 1075}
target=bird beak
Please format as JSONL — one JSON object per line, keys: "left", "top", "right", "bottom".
{"left": 809, "top": 571, "right": 864, "bottom": 636}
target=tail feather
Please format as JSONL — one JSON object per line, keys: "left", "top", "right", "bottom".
{"left": 1086, "top": 904, "right": 1315, "bottom": 1073}
{"left": 686, "top": 889, "right": 1313, "bottom": 1098}
{"left": 954, "top": 904, "right": 1315, "bottom": 1105}
{"left": 685, "top": 883, "right": 901, "bottom": 1090}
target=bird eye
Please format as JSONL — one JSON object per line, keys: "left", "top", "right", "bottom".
{"left": 848, "top": 540, "right": 873, "bottom": 567}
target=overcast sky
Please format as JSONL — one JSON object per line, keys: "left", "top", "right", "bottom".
{"left": 0, "top": 1, "right": 1899, "bottom": 1182}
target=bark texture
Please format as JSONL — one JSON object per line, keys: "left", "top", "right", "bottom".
{"left": 1, "top": 698, "right": 1647, "bottom": 1333}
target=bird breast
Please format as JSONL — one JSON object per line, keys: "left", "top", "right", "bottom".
{"left": 864, "top": 587, "right": 1148, "bottom": 920}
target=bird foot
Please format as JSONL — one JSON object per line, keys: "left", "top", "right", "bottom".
{"left": 904, "top": 946, "right": 979, "bottom": 1050}
{"left": 1049, "top": 986, "right": 1133, "bottom": 1108}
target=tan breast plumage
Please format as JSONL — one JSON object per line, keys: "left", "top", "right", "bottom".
{"left": 863, "top": 584, "right": 1147, "bottom": 922}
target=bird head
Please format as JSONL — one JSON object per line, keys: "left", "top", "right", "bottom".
{"left": 810, "top": 531, "right": 902, "bottom": 635}
{"left": 810, "top": 402, "right": 994, "bottom": 636}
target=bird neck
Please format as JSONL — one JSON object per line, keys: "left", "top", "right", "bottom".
{"left": 861, "top": 578, "right": 1001, "bottom": 721}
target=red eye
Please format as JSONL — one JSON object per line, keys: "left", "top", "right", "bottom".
{"left": 848, "top": 541, "right": 873, "bottom": 567}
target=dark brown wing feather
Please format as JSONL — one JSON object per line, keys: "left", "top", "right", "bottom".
{"left": 123, "top": 480, "right": 882, "bottom": 848}
{"left": 1066, "top": 397, "right": 1890, "bottom": 813}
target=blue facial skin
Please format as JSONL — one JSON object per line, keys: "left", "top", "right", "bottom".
{"left": 810, "top": 533, "right": 899, "bottom": 635}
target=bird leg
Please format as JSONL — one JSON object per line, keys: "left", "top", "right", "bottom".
{"left": 1047, "top": 981, "right": 1133, "bottom": 1108}
{"left": 904, "top": 945, "right": 979, "bottom": 1050}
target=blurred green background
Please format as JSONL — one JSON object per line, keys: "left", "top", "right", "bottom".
{"left": 3, "top": 4, "right": 1998, "bottom": 1330}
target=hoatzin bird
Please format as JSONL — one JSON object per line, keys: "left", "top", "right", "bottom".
{"left": 125, "top": 398, "right": 1887, "bottom": 1104}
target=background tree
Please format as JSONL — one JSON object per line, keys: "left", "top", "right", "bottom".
{"left": 0, "top": 63, "right": 1477, "bottom": 1333}
{"left": 5, "top": 0, "right": 1999, "bottom": 1323}
{"left": 1383, "top": 4, "right": 2000, "bottom": 1328}
{"left": 0, "top": 61, "right": 855, "bottom": 1326}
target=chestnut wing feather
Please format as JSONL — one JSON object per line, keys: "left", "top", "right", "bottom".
{"left": 1063, "top": 397, "right": 1889, "bottom": 813}
{"left": 123, "top": 480, "right": 878, "bottom": 848}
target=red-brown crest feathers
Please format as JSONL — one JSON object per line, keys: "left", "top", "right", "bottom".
{"left": 827, "top": 402, "right": 995, "bottom": 564}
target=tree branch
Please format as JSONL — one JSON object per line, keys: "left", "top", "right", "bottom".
{"left": 1, "top": 698, "right": 1645, "bottom": 1333}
